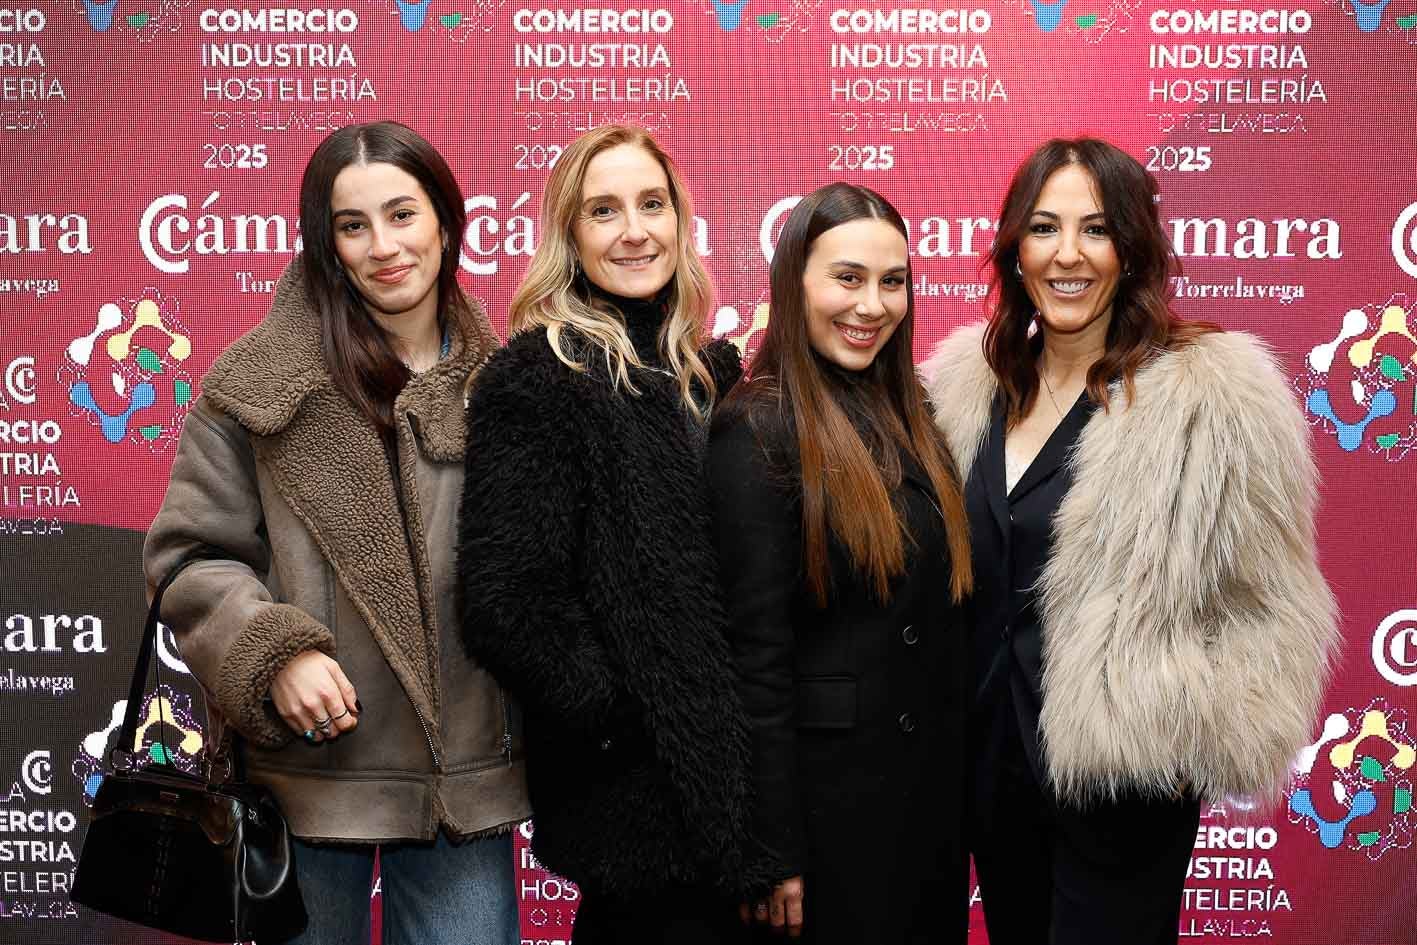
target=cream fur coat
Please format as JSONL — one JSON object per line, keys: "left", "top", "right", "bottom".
{"left": 923, "top": 322, "right": 1338, "bottom": 804}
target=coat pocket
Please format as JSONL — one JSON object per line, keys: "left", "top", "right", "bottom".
{"left": 795, "top": 675, "right": 857, "bottom": 730}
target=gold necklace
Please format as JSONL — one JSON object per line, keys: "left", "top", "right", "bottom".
{"left": 1039, "top": 357, "right": 1065, "bottom": 419}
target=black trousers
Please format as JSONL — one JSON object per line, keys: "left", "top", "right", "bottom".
{"left": 971, "top": 714, "right": 1201, "bottom": 945}
{"left": 571, "top": 887, "right": 750, "bottom": 945}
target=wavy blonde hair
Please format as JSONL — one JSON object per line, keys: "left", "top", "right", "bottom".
{"left": 508, "top": 125, "right": 717, "bottom": 416}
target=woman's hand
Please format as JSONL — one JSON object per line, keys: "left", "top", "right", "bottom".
{"left": 742, "top": 876, "right": 805, "bottom": 937}
{"left": 270, "top": 651, "right": 360, "bottom": 743}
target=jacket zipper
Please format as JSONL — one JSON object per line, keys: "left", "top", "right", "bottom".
{"left": 415, "top": 705, "right": 442, "bottom": 772}
{"left": 498, "top": 688, "right": 513, "bottom": 766}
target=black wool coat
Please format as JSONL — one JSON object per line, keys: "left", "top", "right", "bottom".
{"left": 456, "top": 323, "right": 777, "bottom": 901}
{"left": 706, "top": 401, "right": 971, "bottom": 945}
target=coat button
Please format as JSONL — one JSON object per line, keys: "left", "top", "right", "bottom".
{"left": 901, "top": 624, "right": 919, "bottom": 645}
{"left": 1000, "top": 623, "right": 1010, "bottom": 640}
{"left": 599, "top": 738, "right": 613, "bottom": 751}
{"left": 898, "top": 713, "right": 916, "bottom": 734}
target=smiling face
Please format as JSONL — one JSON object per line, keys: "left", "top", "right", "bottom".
{"left": 802, "top": 218, "right": 909, "bottom": 372}
{"left": 330, "top": 161, "right": 444, "bottom": 327}
{"left": 572, "top": 143, "right": 679, "bottom": 299}
{"left": 1017, "top": 163, "right": 1121, "bottom": 339}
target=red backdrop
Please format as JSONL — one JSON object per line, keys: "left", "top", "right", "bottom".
{"left": 2, "top": 2, "right": 1415, "bottom": 943}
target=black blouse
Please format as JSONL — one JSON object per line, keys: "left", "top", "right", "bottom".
{"left": 965, "top": 391, "right": 1098, "bottom": 800}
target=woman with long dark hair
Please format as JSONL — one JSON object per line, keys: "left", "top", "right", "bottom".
{"left": 707, "top": 182, "right": 974, "bottom": 944}
{"left": 456, "top": 124, "right": 775, "bottom": 943}
{"left": 922, "top": 138, "right": 1337, "bottom": 944}
{"left": 144, "top": 121, "right": 528, "bottom": 944}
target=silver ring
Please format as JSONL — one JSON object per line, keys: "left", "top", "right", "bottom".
{"left": 312, "top": 715, "right": 331, "bottom": 727}
{"left": 329, "top": 709, "right": 350, "bottom": 721}
{"left": 316, "top": 720, "right": 334, "bottom": 733}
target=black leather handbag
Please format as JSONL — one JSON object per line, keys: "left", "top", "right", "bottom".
{"left": 71, "top": 555, "right": 308, "bottom": 943}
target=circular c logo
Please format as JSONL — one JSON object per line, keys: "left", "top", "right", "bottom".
{"left": 21, "top": 749, "right": 52, "bottom": 795}
{"left": 3, "top": 356, "right": 36, "bottom": 405}
{"left": 1373, "top": 608, "right": 1417, "bottom": 686}
{"left": 1392, "top": 201, "right": 1417, "bottom": 280}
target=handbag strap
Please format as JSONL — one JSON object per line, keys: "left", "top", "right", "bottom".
{"left": 111, "top": 552, "right": 219, "bottom": 769}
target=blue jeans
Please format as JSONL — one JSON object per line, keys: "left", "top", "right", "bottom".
{"left": 280, "top": 831, "right": 518, "bottom": 945}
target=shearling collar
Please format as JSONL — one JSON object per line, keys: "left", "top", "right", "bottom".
{"left": 202, "top": 255, "right": 498, "bottom": 460}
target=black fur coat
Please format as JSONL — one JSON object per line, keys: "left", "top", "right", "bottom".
{"left": 456, "top": 320, "right": 776, "bottom": 900}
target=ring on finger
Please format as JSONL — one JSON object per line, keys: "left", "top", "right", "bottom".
{"left": 312, "top": 715, "right": 331, "bottom": 727}
{"left": 316, "top": 720, "right": 334, "bottom": 733}
{"left": 302, "top": 729, "right": 318, "bottom": 742}
{"left": 329, "top": 709, "right": 350, "bottom": 721}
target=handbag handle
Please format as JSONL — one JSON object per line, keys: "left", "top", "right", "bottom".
{"left": 242, "top": 804, "right": 294, "bottom": 900}
{"left": 110, "top": 551, "right": 220, "bottom": 770}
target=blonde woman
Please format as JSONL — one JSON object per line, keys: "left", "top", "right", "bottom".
{"left": 456, "top": 126, "right": 774, "bottom": 943}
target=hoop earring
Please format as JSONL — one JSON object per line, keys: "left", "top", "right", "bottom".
{"left": 1014, "top": 260, "right": 1023, "bottom": 278}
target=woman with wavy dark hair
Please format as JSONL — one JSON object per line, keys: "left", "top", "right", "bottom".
{"left": 923, "top": 137, "right": 1337, "bottom": 944}
{"left": 707, "top": 182, "right": 974, "bottom": 944}
{"left": 145, "top": 122, "right": 528, "bottom": 944}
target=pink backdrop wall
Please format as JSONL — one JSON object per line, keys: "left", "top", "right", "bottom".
{"left": 2, "top": 2, "right": 1415, "bottom": 943}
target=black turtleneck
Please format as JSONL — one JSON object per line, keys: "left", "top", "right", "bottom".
{"left": 817, "top": 351, "right": 884, "bottom": 420}
{"left": 583, "top": 279, "right": 672, "bottom": 365}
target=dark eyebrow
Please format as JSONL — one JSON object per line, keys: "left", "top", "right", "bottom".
{"left": 1030, "top": 209, "right": 1106, "bottom": 222}
{"left": 830, "top": 260, "right": 907, "bottom": 273}
{"left": 332, "top": 195, "right": 418, "bottom": 219}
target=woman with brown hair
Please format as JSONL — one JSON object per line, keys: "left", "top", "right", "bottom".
{"left": 706, "top": 182, "right": 974, "bottom": 944}
{"left": 143, "top": 122, "right": 529, "bottom": 943}
{"left": 922, "top": 138, "right": 1336, "bottom": 944}
{"left": 456, "top": 125, "right": 774, "bottom": 943}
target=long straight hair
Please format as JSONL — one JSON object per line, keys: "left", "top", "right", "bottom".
{"left": 299, "top": 121, "right": 473, "bottom": 432}
{"left": 731, "top": 183, "right": 972, "bottom": 605}
{"left": 985, "top": 137, "right": 1219, "bottom": 427}
{"left": 508, "top": 125, "right": 717, "bottom": 417}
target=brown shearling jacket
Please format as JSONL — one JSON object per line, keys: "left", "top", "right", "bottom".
{"left": 143, "top": 257, "right": 530, "bottom": 842}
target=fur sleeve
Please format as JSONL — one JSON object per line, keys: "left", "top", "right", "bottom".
{"left": 456, "top": 334, "right": 623, "bottom": 733}
{"left": 1176, "top": 333, "right": 1338, "bottom": 801}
